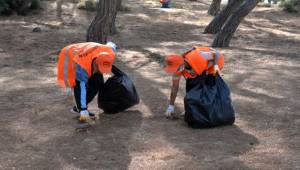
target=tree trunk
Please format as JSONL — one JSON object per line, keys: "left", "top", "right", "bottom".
{"left": 212, "top": 0, "right": 260, "bottom": 47}
{"left": 116, "top": 0, "right": 122, "bottom": 11}
{"left": 86, "top": 0, "right": 118, "bottom": 43}
{"left": 204, "top": 0, "right": 244, "bottom": 34}
{"left": 109, "top": 0, "right": 118, "bottom": 35}
{"left": 208, "top": 0, "right": 221, "bottom": 16}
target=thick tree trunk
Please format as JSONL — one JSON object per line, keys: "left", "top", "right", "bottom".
{"left": 116, "top": 0, "right": 122, "bottom": 11}
{"left": 204, "top": 0, "right": 244, "bottom": 34}
{"left": 86, "top": 0, "right": 118, "bottom": 43}
{"left": 212, "top": 0, "right": 260, "bottom": 47}
{"left": 109, "top": 0, "right": 118, "bottom": 35}
{"left": 208, "top": 0, "right": 221, "bottom": 16}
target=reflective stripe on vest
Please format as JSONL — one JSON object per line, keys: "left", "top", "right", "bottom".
{"left": 57, "top": 43, "right": 115, "bottom": 88}
{"left": 183, "top": 47, "right": 224, "bottom": 77}
{"left": 183, "top": 47, "right": 212, "bottom": 76}
{"left": 73, "top": 44, "right": 115, "bottom": 77}
{"left": 57, "top": 46, "right": 77, "bottom": 88}
{"left": 200, "top": 51, "right": 222, "bottom": 69}
{"left": 63, "top": 47, "right": 70, "bottom": 87}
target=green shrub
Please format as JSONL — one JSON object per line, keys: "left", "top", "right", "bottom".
{"left": 0, "top": 0, "right": 40, "bottom": 15}
{"left": 0, "top": 0, "right": 12, "bottom": 15}
{"left": 30, "top": 0, "right": 40, "bottom": 10}
{"left": 280, "top": 0, "right": 299, "bottom": 13}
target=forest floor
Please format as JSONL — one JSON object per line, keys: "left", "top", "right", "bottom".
{"left": 0, "top": 0, "right": 299, "bottom": 169}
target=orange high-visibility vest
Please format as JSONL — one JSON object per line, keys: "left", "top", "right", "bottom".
{"left": 57, "top": 42, "right": 115, "bottom": 88}
{"left": 182, "top": 47, "right": 224, "bottom": 78}
{"left": 160, "top": 0, "right": 169, "bottom": 3}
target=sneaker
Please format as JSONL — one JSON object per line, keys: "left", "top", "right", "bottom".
{"left": 70, "top": 106, "right": 95, "bottom": 119}
{"left": 70, "top": 106, "right": 80, "bottom": 115}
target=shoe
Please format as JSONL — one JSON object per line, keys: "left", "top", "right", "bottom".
{"left": 70, "top": 106, "right": 80, "bottom": 115}
{"left": 70, "top": 106, "right": 95, "bottom": 119}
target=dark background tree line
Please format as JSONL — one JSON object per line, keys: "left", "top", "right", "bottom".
{"left": 0, "top": 0, "right": 40, "bottom": 15}
{"left": 0, "top": 0, "right": 298, "bottom": 47}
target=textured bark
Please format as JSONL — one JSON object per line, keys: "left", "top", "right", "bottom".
{"left": 109, "top": 0, "right": 118, "bottom": 35}
{"left": 212, "top": 0, "right": 260, "bottom": 47}
{"left": 204, "top": 0, "right": 244, "bottom": 34}
{"left": 86, "top": 0, "right": 118, "bottom": 43}
{"left": 208, "top": 0, "right": 221, "bottom": 16}
{"left": 116, "top": 0, "right": 122, "bottom": 11}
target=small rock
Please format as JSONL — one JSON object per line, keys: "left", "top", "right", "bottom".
{"left": 32, "top": 27, "right": 42, "bottom": 33}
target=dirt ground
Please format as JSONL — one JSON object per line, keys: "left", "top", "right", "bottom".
{"left": 0, "top": 0, "right": 299, "bottom": 169}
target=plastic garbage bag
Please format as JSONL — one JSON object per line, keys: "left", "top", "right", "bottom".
{"left": 98, "top": 66, "right": 139, "bottom": 113}
{"left": 184, "top": 74, "right": 235, "bottom": 128}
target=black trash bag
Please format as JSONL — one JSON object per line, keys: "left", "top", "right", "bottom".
{"left": 184, "top": 74, "right": 235, "bottom": 128}
{"left": 98, "top": 65, "right": 139, "bottom": 114}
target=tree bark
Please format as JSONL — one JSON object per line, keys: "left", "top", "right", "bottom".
{"left": 208, "top": 0, "right": 221, "bottom": 16}
{"left": 204, "top": 0, "right": 244, "bottom": 34}
{"left": 116, "top": 0, "right": 122, "bottom": 11}
{"left": 212, "top": 0, "right": 260, "bottom": 47}
{"left": 86, "top": 0, "right": 118, "bottom": 43}
{"left": 109, "top": 0, "right": 118, "bottom": 35}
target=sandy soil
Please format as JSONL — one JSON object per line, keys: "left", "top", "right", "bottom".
{"left": 0, "top": 0, "right": 299, "bottom": 169}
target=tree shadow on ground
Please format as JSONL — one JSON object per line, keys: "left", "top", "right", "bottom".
{"left": 231, "top": 45, "right": 300, "bottom": 60}
{"left": 251, "top": 9, "right": 300, "bottom": 34}
{"left": 51, "top": 110, "right": 143, "bottom": 169}
{"left": 1, "top": 0, "right": 298, "bottom": 168}
{"left": 112, "top": 55, "right": 259, "bottom": 169}
{"left": 0, "top": 76, "right": 143, "bottom": 169}
{"left": 241, "top": 20, "right": 300, "bottom": 46}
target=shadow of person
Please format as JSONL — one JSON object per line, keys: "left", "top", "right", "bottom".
{"left": 110, "top": 58, "right": 258, "bottom": 169}
{"left": 51, "top": 110, "right": 143, "bottom": 169}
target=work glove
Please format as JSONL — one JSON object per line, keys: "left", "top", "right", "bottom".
{"left": 79, "top": 110, "right": 95, "bottom": 124}
{"left": 165, "top": 105, "right": 175, "bottom": 118}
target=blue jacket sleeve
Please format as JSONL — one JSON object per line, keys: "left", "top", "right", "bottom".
{"left": 75, "top": 64, "right": 89, "bottom": 109}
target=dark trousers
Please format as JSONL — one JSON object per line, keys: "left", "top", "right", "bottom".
{"left": 73, "top": 73, "right": 104, "bottom": 111}
{"left": 161, "top": 1, "right": 170, "bottom": 8}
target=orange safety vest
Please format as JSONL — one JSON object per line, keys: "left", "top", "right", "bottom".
{"left": 180, "top": 47, "right": 224, "bottom": 78}
{"left": 160, "top": 0, "right": 169, "bottom": 3}
{"left": 57, "top": 42, "right": 115, "bottom": 88}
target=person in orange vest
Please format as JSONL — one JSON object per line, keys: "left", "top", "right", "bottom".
{"left": 57, "top": 42, "right": 117, "bottom": 123}
{"left": 163, "top": 46, "right": 224, "bottom": 118}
